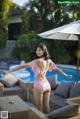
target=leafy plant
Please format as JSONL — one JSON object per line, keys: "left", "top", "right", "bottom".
{"left": 12, "top": 32, "right": 43, "bottom": 61}
{"left": 0, "top": 0, "right": 12, "bottom": 49}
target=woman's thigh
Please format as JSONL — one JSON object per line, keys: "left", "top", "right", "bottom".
{"left": 43, "top": 90, "right": 51, "bottom": 106}
{"left": 34, "top": 89, "right": 43, "bottom": 105}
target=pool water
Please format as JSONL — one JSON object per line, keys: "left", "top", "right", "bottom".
{"left": 23, "top": 67, "right": 80, "bottom": 82}
{"left": 0, "top": 65, "right": 80, "bottom": 82}
{"left": 54, "top": 67, "right": 80, "bottom": 82}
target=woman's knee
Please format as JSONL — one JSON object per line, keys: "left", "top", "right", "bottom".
{"left": 43, "top": 90, "right": 51, "bottom": 104}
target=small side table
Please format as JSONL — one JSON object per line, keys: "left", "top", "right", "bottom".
{"left": 0, "top": 95, "right": 29, "bottom": 119}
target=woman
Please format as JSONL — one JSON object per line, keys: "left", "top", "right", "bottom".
{"left": 4, "top": 43, "right": 72, "bottom": 112}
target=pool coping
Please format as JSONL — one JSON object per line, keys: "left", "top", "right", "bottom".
{"left": 56, "top": 64, "right": 80, "bottom": 71}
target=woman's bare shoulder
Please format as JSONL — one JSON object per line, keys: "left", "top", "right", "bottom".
{"left": 48, "top": 59, "right": 56, "bottom": 65}
{"left": 35, "top": 58, "right": 44, "bottom": 67}
{"left": 48, "top": 59, "right": 53, "bottom": 63}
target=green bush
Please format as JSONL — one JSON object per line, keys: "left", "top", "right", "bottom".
{"left": 12, "top": 32, "right": 43, "bottom": 61}
{"left": 0, "top": 33, "right": 7, "bottom": 48}
{"left": 20, "top": 53, "right": 30, "bottom": 61}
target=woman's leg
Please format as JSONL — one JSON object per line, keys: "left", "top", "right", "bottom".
{"left": 34, "top": 88, "right": 43, "bottom": 112}
{"left": 43, "top": 90, "right": 51, "bottom": 113}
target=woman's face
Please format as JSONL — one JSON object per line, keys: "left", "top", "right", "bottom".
{"left": 36, "top": 47, "right": 45, "bottom": 57}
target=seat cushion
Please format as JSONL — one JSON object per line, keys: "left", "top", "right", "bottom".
{"left": 0, "top": 74, "right": 19, "bottom": 87}
{"left": 50, "top": 90, "right": 66, "bottom": 107}
{"left": 47, "top": 74, "right": 58, "bottom": 89}
{"left": 70, "top": 83, "right": 80, "bottom": 98}
{"left": 47, "top": 104, "right": 79, "bottom": 119}
{"left": 4, "top": 85, "right": 24, "bottom": 95}
{"left": 54, "top": 82, "right": 74, "bottom": 98}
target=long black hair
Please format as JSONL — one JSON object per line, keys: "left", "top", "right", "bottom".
{"left": 35, "top": 42, "right": 50, "bottom": 60}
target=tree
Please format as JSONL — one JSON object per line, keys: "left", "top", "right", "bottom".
{"left": 12, "top": 32, "right": 43, "bottom": 61}
{"left": 15, "top": 0, "right": 79, "bottom": 64}
{"left": 22, "top": 0, "right": 62, "bottom": 33}
{"left": 0, "top": 0, "right": 12, "bottom": 48}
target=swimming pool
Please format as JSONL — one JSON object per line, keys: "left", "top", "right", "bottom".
{"left": 55, "top": 64, "right": 80, "bottom": 82}
{"left": 0, "top": 64, "right": 80, "bottom": 82}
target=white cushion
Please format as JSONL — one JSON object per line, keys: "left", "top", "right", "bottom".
{"left": 0, "top": 74, "right": 19, "bottom": 87}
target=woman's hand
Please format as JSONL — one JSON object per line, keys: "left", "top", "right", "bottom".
{"left": 67, "top": 74, "right": 72, "bottom": 79}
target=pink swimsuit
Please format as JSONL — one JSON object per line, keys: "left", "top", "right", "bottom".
{"left": 28, "top": 61, "right": 56, "bottom": 92}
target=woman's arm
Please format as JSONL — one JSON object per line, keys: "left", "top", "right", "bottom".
{"left": 3, "top": 63, "right": 30, "bottom": 74}
{"left": 49, "top": 59, "right": 72, "bottom": 78}
{"left": 55, "top": 67, "right": 72, "bottom": 78}
{"left": 10, "top": 63, "right": 30, "bottom": 72}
